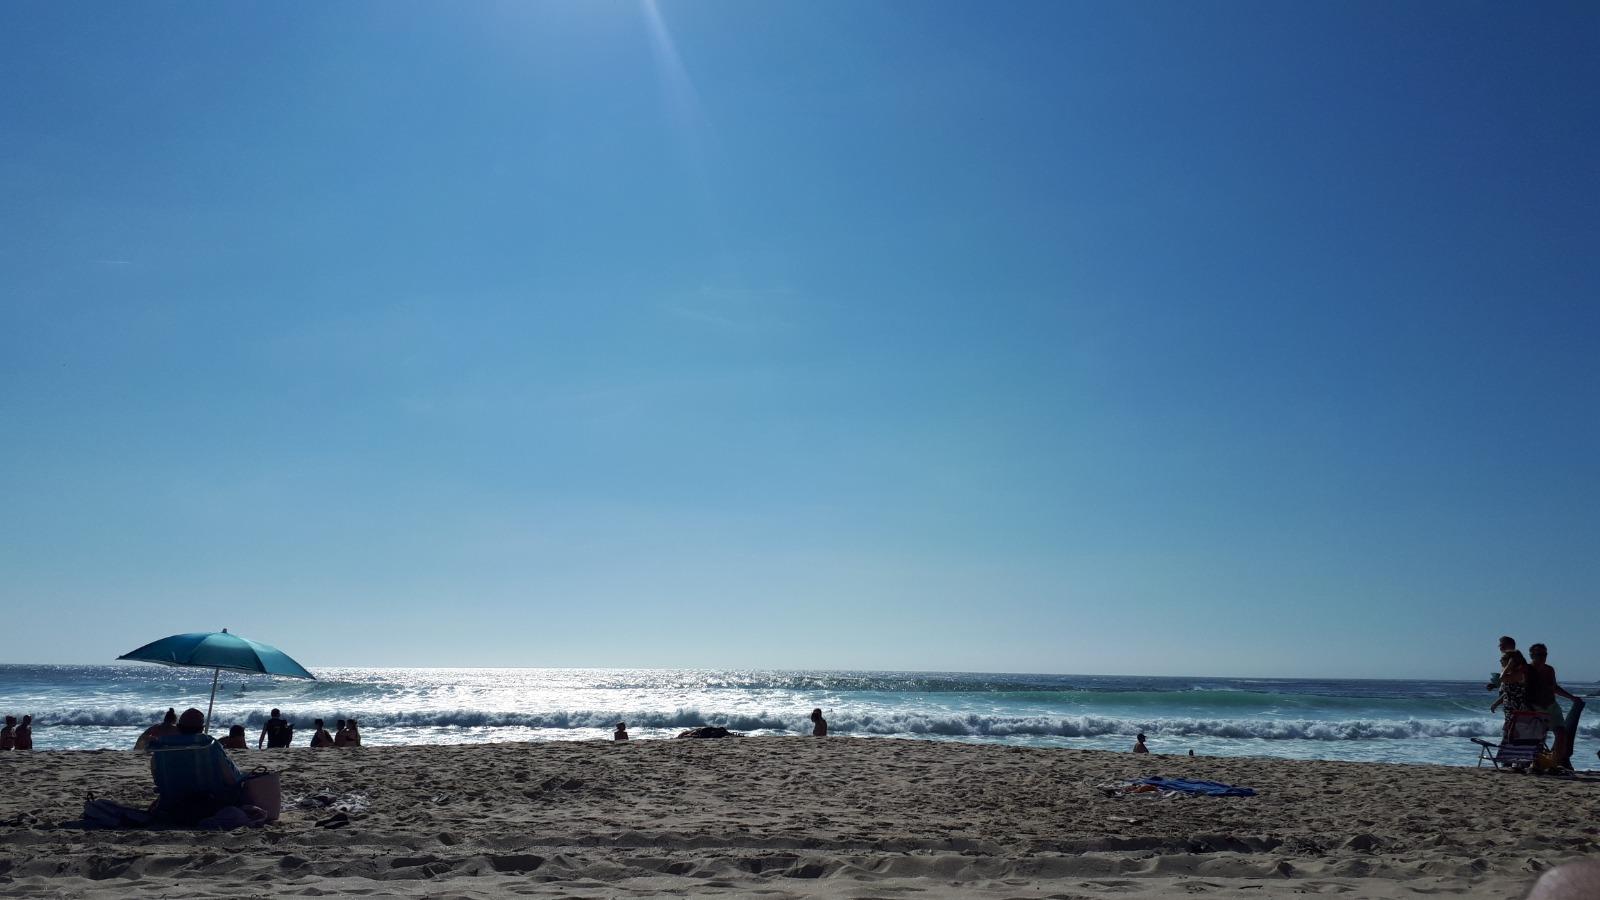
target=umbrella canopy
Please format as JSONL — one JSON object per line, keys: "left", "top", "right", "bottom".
{"left": 119, "top": 629, "right": 315, "bottom": 679}
{"left": 118, "top": 628, "right": 315, "bottom": 733}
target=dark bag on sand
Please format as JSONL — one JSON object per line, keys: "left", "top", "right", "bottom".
{"left": 81, "top": 797, "right": 153, "bottom": 830}
{"left": 675, "top": 726, "right": 736, "bottom": 739}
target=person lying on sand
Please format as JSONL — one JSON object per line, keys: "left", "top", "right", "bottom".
{"left": 614, "top": 722, "right": 629, "bottom": 741}
{"left": 135, "top": 709, "right": 180, "bottom": 751}
{"left": 810, "top": 708, "right": 828, "bottom": 737}
{"left": 1133, "top": 733, "right": 1150, "bottom": 754}
{"left": 13, "top": 715, "right": 31, "bottom": 751}
{"left": 309, "top": 718, "right": 334, "bottom": 748}
{"left": 335, "top": 719, "right": 361, "bottom": 747}
{"left": 219, "top": 725, "right": 248, "bottom": 750}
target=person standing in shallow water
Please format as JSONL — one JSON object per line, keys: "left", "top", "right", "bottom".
{"left": 810, "top": 708, "right": 828, "bottom": 737}
{"left": 1132, "top": 733, "right": 1150, "bottom": 754}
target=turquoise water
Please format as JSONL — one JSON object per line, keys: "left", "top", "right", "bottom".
{"left": 2, "top": 665, "right": 1594, "bottom": 766}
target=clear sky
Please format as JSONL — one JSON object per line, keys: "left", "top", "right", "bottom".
{"left": 2, "top": 2, "right": 1595, "bottom": 679}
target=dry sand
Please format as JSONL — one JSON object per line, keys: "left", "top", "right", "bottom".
{"left": 2, "top": 737, "right": 1597, "bottom": 898}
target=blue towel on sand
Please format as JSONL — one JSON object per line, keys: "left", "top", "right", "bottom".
{"left": 1136, "top": 777, "right": 1255, "bottom": 797}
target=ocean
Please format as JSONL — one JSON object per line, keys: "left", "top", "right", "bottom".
{"left": 2, "top": 665, "right": 1594, "bottom": 766}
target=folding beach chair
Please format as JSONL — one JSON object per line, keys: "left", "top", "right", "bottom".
{"left": 1471, "top": 711, "right": 1551, "bottom": 770}
{"left": 149, "top": 735, "right": 242, "bottom": 823}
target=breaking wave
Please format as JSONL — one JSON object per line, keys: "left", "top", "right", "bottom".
{"left": 28, "top": 706, "right": 1582, "bottom": 741}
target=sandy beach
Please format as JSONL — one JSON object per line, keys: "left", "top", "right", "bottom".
{"left": 2, "top": 738, "right": 1597, "bottom": 898}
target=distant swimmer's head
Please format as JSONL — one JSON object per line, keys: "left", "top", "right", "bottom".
{"left": 1530, "top": 643, "right": 1548, "bottom": 660}
{"left": 177, "top": 708, "right": 205, "bottom": 735}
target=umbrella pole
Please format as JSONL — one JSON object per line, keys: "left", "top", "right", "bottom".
{"left": 204, "top": 667, "right": 220, "bottom": 734}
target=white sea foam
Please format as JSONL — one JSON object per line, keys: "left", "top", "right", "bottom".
{"left": 27, "top": 705, "right": 1563, "bottom": 742}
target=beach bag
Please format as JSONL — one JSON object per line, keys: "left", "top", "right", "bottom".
{"left": 81, "top": 796, "right": 152, "bottom": 830}
{"left": 239, "top": 771, "right": 282, "bottom": 822}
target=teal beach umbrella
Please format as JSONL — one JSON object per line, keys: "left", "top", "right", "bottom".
{"left": 118, "top": 629, "right": 315, "bottom": 733}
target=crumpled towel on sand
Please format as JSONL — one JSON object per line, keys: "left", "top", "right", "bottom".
{"left": 1136, "top": 777, "right": 1256, "bottom": 797}
{"left": 1098, "top": 778, "right": 1258, "bottom": 798}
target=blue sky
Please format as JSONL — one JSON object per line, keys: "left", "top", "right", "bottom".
{"left": 2, "top": 1, "right": 1595, "bottom": 678}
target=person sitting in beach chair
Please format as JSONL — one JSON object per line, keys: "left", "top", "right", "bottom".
{"left": 149, "top": 708, "right": 243, "bottom": 824}
{"left": 1471, "top": 710, "right": 1550, "bottom": 770}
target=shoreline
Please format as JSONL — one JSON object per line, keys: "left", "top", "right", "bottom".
{"left": 3, "top": 737, "right": 1598, "bottom": 898}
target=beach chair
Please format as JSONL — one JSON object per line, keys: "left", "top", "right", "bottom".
{"left": 149, "top": 735, "right": 242, "bottom": 822}
{"left": 1471, "top": 711, "right": 1550, "bottom": 770}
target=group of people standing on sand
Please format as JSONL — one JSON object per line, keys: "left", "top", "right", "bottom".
{"left": 1489, "top": 635, "right": 1583, "bottom": 771}
{"left": 135, "top": 708, "right": 362, "bottom": 751}
{"left": 1, "top": 715, "right": 34, "bottom": 750}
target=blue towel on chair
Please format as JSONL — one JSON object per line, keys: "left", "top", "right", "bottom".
{"left": 1136, "top": 777, "right": 1256, "bottom": 797}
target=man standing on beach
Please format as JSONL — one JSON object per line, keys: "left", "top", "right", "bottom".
{"left": 1488, "top": 636, "right": 1516, "bottom": 691}
{"left": 258, "top": 709, "right": 293, "bottom": 749}
{"left": 1526, "top": 644, "right": 1579, "bottom": 769}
